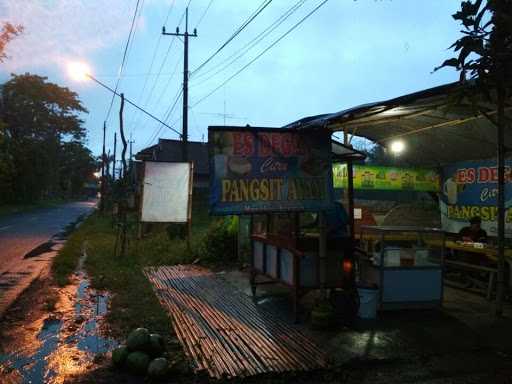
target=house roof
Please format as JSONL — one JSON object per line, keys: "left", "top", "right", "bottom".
{"left": 285, "top": 82, "right": 512, "bottom": 167}
{"left": 135, "top": 139, "right": 209, "bottom": 175}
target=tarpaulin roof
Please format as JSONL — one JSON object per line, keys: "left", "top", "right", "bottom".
{"left": 286, "top": 82, "right": 512, "bottom": 167}
{"left": 331, "top": 139, "right": 366, "bottom": 161}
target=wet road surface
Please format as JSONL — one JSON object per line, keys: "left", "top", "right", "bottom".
{"left": 0, "top": 200, "right": 96, "bottom": 315}
{"left": 0, "top": 200, "right": 96, "bottom": 275}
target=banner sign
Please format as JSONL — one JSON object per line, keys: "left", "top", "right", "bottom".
{"left": 440, "top": 160, "right": 512, "bottom": 236}
{"left": 209, "top": 127, "right": 335, "bottom": 215}
{"left": 333, "top": 164, "right": 440, "bottom": 192}
{"left": 141, "top": 161, "right": 192, "bottom": 223}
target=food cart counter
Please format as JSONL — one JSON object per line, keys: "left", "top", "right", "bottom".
{"left": 359, "top": 225, "right": 445, "bottom": 310}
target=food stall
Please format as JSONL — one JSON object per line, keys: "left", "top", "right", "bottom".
{"left": 359, "top": 225, "right": 445, "bottom": 310}
{"left": 208, "top": 126, "right": 364, "bottom": 320}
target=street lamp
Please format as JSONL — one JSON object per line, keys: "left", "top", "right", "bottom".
{"left": 66, "top": 61, "right": 92, "bottom": 82}
{"left": 390, "top": 140, "right": 405, "bottom": 155}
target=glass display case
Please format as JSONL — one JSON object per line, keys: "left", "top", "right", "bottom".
{"left": 359, "top": 226, "right": 445, "bottom": 310}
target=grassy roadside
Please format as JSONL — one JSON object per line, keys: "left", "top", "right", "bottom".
{"left": 52, "top": 201, "right": 213, "bottom": 341}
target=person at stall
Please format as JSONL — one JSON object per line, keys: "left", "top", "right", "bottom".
{"left": 459, "top": 216, "right": 487, "bottom": 243}
{"left": 300, "top": 201, "right": 349, "bottom": 239}
{"left": 325, "top": 201, "right": 349, "bottom": 240}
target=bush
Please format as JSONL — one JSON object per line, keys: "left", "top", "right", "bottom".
{"left": 166, "top": 223, "right": 187, "bottom": 240}
{"left": 197, "top": 217, "right": 237, "bottom": 263}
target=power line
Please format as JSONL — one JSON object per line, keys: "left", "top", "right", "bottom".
{"left": 105, "top": 0, "right": 143, "bottom": 123}
{"left": 162, "top": 6, "right": 198, "bottom": 161}
{"left": 90, "top": 75, "right": 182, "bottom": 138}
{"left": 191, "top": 0, "right": 329, "bottom": 108}
{"left": 145, "top": 87, "right": 183, "bottom": 147}
{"left": 194, "top": 0, "right": 214, "bottom": 29}
{"left": 139, "top": 5, "right": 188, "bottom": 124}
{"left": 95, "top": 72, "right": 183, "bottom": 78}
{"left": 134, "top": 0, "right": 177, "bottom": 107}
{"left": 127, "top": 0, "right": 177, "bottom": 135}
{"left": 191, "top": 0, "right": 307, "bottom": 87}
{"left": 191, "top": 0, "right": 273, "bottom": 76}
{"left": 146, "top": 99, "right": 183, "bottom": 147}
{"left": 154, "top": 56, "right": 183, "bottom": 105}
{"left": 138, "top": 3, "right": 192, "bottom": 149}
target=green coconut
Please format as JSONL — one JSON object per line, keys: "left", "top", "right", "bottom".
{"left": 149, "top": 333, "right": 166, "bottom": 357}
{"left": 148, "top": 357, "right": 169, "bottom": 379}
{"left": 126, "top": 351, "right": 151, "bottom": 375}
{"left": 112, "top": 345, "right": 129, "bottom": 367}
{"left": 127, "top": 327, "right": 151, "bottom": 352}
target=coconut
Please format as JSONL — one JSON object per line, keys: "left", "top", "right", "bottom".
{"left": 149, "top": 333, "right": 165, "bottom": 357}
{"left": 127, "top": 328, "right": 151, "bottom": 352}
{"left": 148, "top": 357, "right": 169, "bottom": 378}
{"left": 111, "top": 345, "right": 129, "bottom": 367}
{"left": 126, "top": 351, "right": 151, "bottom": 375}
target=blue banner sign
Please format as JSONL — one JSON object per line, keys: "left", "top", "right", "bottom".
{"left": 208, "top": 127, "right": 335, "bottom": 215}
{"left": 440, "top": 160, "right": 512, "bottom": 236}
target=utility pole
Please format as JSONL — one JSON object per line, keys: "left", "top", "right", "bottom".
{"left": 106, "top": 149, "right": 111, "bottom": 178}
{"left": 100, "top": 121, "right": 106, "bottom": 211}
{"left": 113, "top": 132, "right": 117, "bottom": 181}
{"left": 162, "top": 7, "right": 198, "bottom": 161}
{"left": 129, "top": 133, "right": 134, "bottom": 163}
{"left": 120, "top": 93, "right": 127, "bottom": 179}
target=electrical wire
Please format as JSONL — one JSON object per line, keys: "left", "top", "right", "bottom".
{"left": 90, "top": 75, "right": 182, "bottom": 137}
{"left": 105, "top": 0, "right": 143, "bottom": 123}
{"left": 127, "top": 0, "right": 177, "bottom": 135}
{"left": 191, "top": 0, "right": 273, "bottom": 76}
{"left": 191, "top": 0, "right": 330, "bottom": 108}
{"left": 145, "top": 87, "right": 183, "bottom": 147}
{"left": 191, "top": 0, "right": 307, "bottom": 88}
{"left": 139, "top": 5, "right": 188, "bottom": 120}
{"left": 135, "top": 0, "right": 177, "bottom": 107}
{"left": 194, "top": 0, "right": 214, "bottom": 29}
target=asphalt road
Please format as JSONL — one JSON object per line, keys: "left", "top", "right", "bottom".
{"left": 0, "top": 200, "right": 96, "bottom": 276}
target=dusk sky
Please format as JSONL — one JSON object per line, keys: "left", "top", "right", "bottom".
{"left": 0, "top": 0, "right": 462, "bottom": 157}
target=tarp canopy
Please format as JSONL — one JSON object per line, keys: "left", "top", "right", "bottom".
{"left": 286, "top": 82, "right": 512, "bottom": 167}
{"left": 331, "top": 139, "right": 366, "bottom": 161}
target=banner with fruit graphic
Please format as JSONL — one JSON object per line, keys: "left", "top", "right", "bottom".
{"left": 208, "top": 127, "right": 335, "bottom": 215}
{"left": 332, "top": 164, "right": 440, "bottom": 192}
{"left": 440, "top": 160, "right": 512, "bottom": 236}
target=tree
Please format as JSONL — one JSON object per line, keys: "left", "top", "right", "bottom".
{"left": 436, "top": 0, "right": 511, "bottom": 315}
{"left": 435, "top": 0, "right": 511, "bottom": 108}
{"left": 0, "top": 23, "right": 23, "bottom": 63}
{"left": 59, "top": 141, "right": 98, "bottom": 197}
{"left": 0, "top": 73, "right": 90, "bottom": 202}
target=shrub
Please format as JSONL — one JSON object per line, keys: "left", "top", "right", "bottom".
{"left": 197, "top": 217, "right": 237, "bottom": 263}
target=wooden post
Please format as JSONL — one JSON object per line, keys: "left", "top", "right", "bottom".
{"left": 319, "top": 211, "right": 327, "bottom": 300}
{"left": 344, "top": 127, "right": 355, "bottom": 239}
{"left": 347, "top": 159, "right": 355, "bottom": 240}
{"left": 119, "top": 93, "right": 127, "bottom": 258}
{"left": 495, "top": 3, "right": 506, "bottom": 316}
{"left": 186, "top": 162, "right": 194, "bottom": 251}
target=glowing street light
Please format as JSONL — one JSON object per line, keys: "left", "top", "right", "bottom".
{"left": 66, "top": 61, "right": 92, "bottom": 82}
{"left": 390, "top": 140, "right": 405, "bottom": 155}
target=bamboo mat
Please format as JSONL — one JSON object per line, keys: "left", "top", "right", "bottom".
{"left": 144, "top": 265, "right": 328, "bottom": 379}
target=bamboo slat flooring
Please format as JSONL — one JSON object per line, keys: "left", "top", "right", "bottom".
{"left": 144, "top": 265, "right": 328, "bottom": 379}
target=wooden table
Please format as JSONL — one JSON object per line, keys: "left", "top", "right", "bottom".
{"left": 444, "top": 241, "right": 512, "bottom": 262}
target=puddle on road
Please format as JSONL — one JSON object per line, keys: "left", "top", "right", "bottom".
{"left": 0, "top": 270, "right": 117, "bottom": 383}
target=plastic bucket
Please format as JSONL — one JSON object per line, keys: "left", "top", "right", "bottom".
{"left": 357, "top": 286, "right": 379, "bottom": 319}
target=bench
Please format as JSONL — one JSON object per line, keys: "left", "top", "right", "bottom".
{"left": 445, "top": 259, "right": 497, "bottom": 300}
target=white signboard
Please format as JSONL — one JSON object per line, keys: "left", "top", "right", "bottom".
{"left": 141, "top": 161, "right": 192, "bottom": 223}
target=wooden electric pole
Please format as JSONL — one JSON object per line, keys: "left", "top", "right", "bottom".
{"left": 113, "top": 132, "right": 117, "bottom": 180}
{"left": 120, "top": 93, "right": 128, "bottom": 179}
{"left": 100, "top": 121, "right": 106, "bottom": 211}
{"left": 162, "top": 7, "right": 197, "bottom": 161}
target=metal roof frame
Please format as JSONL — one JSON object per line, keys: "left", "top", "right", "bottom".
{"left": 286, "top": 82, "right": 512, "bottom": 167}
